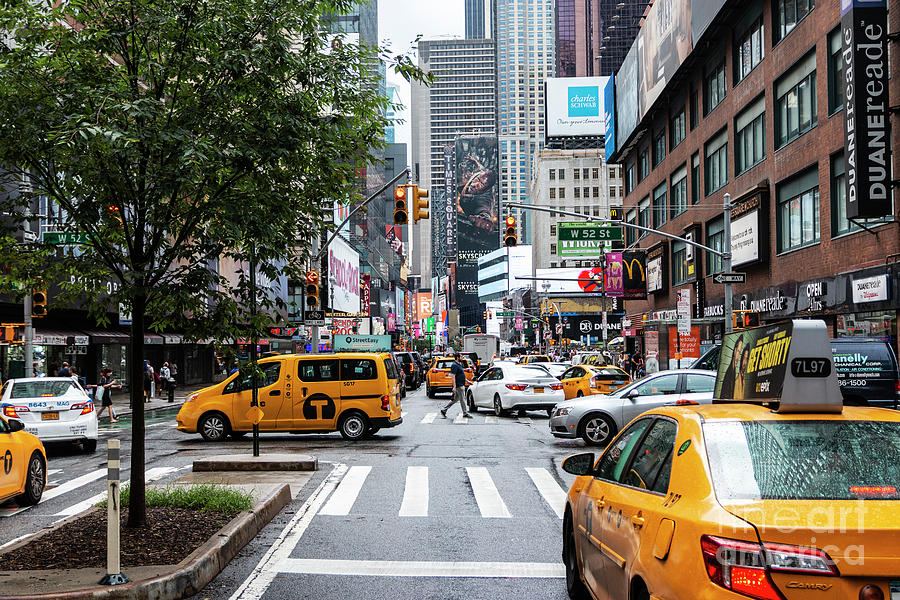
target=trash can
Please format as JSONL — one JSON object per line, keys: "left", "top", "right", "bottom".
{"left": 167, "top": 377, "right": 176, "bottom": 402}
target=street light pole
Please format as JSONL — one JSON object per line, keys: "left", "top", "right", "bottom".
{"left": 723, "top": 193, "right": 733, "bottom": 334}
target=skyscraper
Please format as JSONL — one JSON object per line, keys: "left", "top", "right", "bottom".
{"left": 554, "top": 1, "right": 650, "bottom": 78}
{"left": 465, "top": 0, "right": 487, "bottom": 39}
{"left": 494, "top": 0, "right": 556, "bottom": 244}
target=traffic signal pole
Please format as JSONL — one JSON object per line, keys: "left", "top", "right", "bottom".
{"left": 723, "top": 193, "right": 734, "bottom": 334}
{"left": 24, "top": 293, "right": 33, "bottom": 377}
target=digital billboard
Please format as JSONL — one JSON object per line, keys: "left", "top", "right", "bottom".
{"left": 327, "top": 236, "right": 360, "bottom": 314}
{"left": 546, "top": 77, "right": 609, "bottom": 138}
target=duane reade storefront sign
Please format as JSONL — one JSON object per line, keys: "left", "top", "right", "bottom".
{"left": 842, "top": 0, "right": 892, "bottom": 218}
{"left": 852, "top": 274, "right": 890, "bottom": 303}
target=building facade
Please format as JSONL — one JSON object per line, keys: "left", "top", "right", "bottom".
{"left": 610, "top": 0, "right": 900, "bottom": 367}
{"left": 465, "top": 0, "right": 488, "bottom": 39}
{"left": 556, "top": 1, "right": 651, "bottom": 78}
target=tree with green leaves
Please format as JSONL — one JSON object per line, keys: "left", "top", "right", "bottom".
{"left": 0, "top": 0, "right": 428, "bottom": 527}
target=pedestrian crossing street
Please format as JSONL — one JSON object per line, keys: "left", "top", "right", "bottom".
{"left": 317, "top": 464, "right": 568, "bottom": 520}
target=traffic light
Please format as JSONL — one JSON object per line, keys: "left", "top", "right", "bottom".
{"left": 393, "top": 186, "right": 408, "bottom": 224}
{"left": 32, "top": 289, "right": 48, "bottom": 317}
{"left": 504, "top": 216, "right": 517, "bottom": 247}
{"left": 107, "top": 204, "right": 123, "bottom": 227}
{"left": 411, "top": 185, "right": 429, "bottom": 223}
{"left": 733, "top": 310, "right": 760, "bottom": 330}
{"left": 0, "top": 324, "right": 24, "bottom": 343}
{"left": 305, "top": 270, "right": 320, "bottom": 310}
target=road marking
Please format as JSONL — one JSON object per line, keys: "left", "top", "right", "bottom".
{"left": 484, "top": 416, "right": 499, "bottom": 424}
{"left": 453, "top": 413, "right": 468, "bottom": 424}
{"left": 147, "top": 422, "right": 177, "bottom": 428}
{"left": 518, "top": 417, "right": 533, "bottom": 424}
{"left": 0, "top": 468, "right": 108, "bottom": 517}
{"left": 398, "top": 466, "right": 428, "bottom": 517}
{"left": 401, "top": 411, "right": 408, "bottom": 418}
{"left": 525, "top": 467, "right": 567, "bottom": 519}
{"left": 466, "top": 467, "right": 511, "bottom": 518}
{"left": 319, "top": 466, "right": 371, "bottom": 516}
{"left": 229, "top": 463, "right": 348, "bottom": 600}
{"left": 0, "top": 533, "right": 30, "bottom": 551}
{"left": 275, "top": 558, "right": 565, "bottom": 578}
{"left": 47, "top": 469, "right": 62, "bottom": 476}
{"left": 53, "top": 466, "right": 180, "bottom": 518}
{"left": 420, "top": 412, "right": 437, "bottom": 424}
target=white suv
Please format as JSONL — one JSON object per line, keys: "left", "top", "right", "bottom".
{"left": 1, "top": 377, "right": 99, "bottom": 452}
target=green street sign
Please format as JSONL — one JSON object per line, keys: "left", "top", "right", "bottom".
{"left": 43, "top": 231, "right": 91, "bottom": 245}
{"left": 496, "top": 311, "right": 515, "bottom": 317}
{"left": 558, "top": 222, "right": 623, "bottom": 241}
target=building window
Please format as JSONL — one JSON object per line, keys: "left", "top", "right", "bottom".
{"left": 550, "top": 243, "right": 557, "bottom": 255}
{"left": 653, "top": 130, "right": 666, "bottom": 168}
{"left": 775, "top": 0, "right": 814, "bottom": 44}
{"left": 670, "top": 107, "right": 686, "bottom": 150}
{"left": 583, "top": 186, "right": 590, "bottom": 199}
{"left": 775, "top": 52, "right": 816, "bottom": 149}
{"left": 704, "top": 59, "right": 726, "bottom": 115}
{"left": 550, "top": 224, "right": 557, "bottom": 236}
{"left": 671, "top": 166, "right": 688, "bottom": 218}
{"left": 574, "top": 187, "right": 581, "bottom": 198}
{"left": 690, "top": 87, "right": 699, "bottom": 130}
{"left": 638, "top": 196, "right": 651, "bottom": 238}
{"left": 592, "top": 168, "right": 599, "bottom": 179}
{"left": 777, "top": 167, "right": 820, "bottom": 252}
{"left": 827, "top": 29, "right": 843, "bottom": 113}
{"left": 653, "top": 183, "right": 667, "bottom": 228}
{"left": 672, "top": 240, "right": 688, "bottom": 285}
{"left": 707, "top": 217, "right": 725, "bottom": 274}
{"left": 593, "top": 187, "right": 600, "bottom": 198}
{"left": 574, "top": 168, "right": 580, "bottom": 180}
{"left": 705, "top": 129, "right": 728, "bottom": 195}
{"left": 559, "top": 187, "right": 566, "bottom": 199}
{"left": 550, "top": 187, "right": 556, "bottom": 199}
{"left": 639, "top": 148, "right": 650, "bottom": 181}
{"left": 735, "top": 16, "right": 764, "bottom": 82}
{"left": 583, "top": 168, "right": 589, "bottom": 180}
{"left": 549, "top": 169, "right": 556, "bottom": 180}
{"left": 559, "top": 169, "right": 565, "bottom": 180}
{"left": 626, "top": 208, "right": 638, "bottom": 246}
{"left": 691, "top": 152, "right": 701, "bottom": 204}
{"left": 735, "top": 95, "right": 766, "bottom": 174}
{"left": 626, "top": 162, "right": 636, "bottom": 194}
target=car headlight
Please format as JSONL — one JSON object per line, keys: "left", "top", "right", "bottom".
{"left": 555, "top": 407, "right": 572, "bottom": 416}
{"left": 186, "top": 392, "right": 199, "bottom": 403}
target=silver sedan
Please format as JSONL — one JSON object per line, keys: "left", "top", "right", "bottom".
{"left": 548, "top": 369, "right": 716, "bottom": 446}
{"left": 467, "top": 364, "right": 564, "bottom": 416}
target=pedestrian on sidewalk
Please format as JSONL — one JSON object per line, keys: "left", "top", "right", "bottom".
{"left": 169, "top": 362, "right": 178, "bottom": 385}
{"left": 57, "top": 361, "right": 70, "bottom": 377}
{"left": 94, "top": 368, "right": 121, "bottom": 422}
{"left": 143, "top": 360, "right": 153, "bottom": 403}
{"left": 440, "top": 351, "right": 472, "bottom": 419}
{"left": 159, "top": 362, "right": 170, "bottom": 394}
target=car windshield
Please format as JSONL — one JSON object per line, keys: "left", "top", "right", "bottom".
{"left": 704, "top": 420, "right": 900, "bottom": 500}
{"left": 11, "top": 380, "right": 79, "bottom": 399}
{"left": 593, "top": 367, "right": 627, "bottom": 376}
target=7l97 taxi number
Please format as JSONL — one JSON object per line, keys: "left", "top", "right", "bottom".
{"left": 790, "top": 357, "right": 832, "bottom": 377}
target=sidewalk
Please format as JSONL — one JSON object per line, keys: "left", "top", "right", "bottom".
{"left": 100, "top": 382, "right": 211, "bottom": 422}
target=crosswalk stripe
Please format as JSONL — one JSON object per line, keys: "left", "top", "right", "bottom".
{"left": 518, "top": 417, "right": 533, "bottom": 424}
{"left": 420, "top": 412, "right": 437, "bottom": 424}
{"left": 276, "top": 558, "right": 565, "bottom": 578}
{"left": 525, "top": 468, "right": 567, "bottom": 519}
{"left": 453, "top": 413, "right": 467, "bottom": 424}
{"left": 398, "top": 466, "right": 428, "bottom": 517}
{"left": 319, "top": 466, "right": 371, "bottom": 516}
{"left": 47, "top": 469, "right": 62, "bottom": 476}
{"left": 466, "top": 467, "right": 511, "bottom": 518}
{"left": 53, "top": 466, "right": 180, "bottom": 518}
{"left": 484, "top": 416, "right": 499, "bottom": 424}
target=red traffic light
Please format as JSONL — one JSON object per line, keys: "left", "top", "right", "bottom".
{"left": 505, "top": 216, "right": 516, "bottom": 226}
{"left": 305, "top": 270, "right": 319, "bottom": 284}
{"left": 395, "top": 186, "right": 406, "bottom": 200}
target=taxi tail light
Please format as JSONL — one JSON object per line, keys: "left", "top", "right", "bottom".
{"left": 762, "top": 542, "right": 839, "bottom": 576}
{"left": 589, "top": 376, "right": 599, "bottom": 388}
{"left": 505, "top": 383, "right": 527, "bottom": 391}
{"left": 71, "top": 402, "right": 94, "bottom": 415}
{"left": 549, "top": 383, "right": 563, "bottom": 390}
{"left": 895, "top": 380, "right": 900, "bottom": 394}
{"left": 700, "top": 535, "right": 783, "bottom": 600}
{"left": 674, "top": 399, "right": 700, "bottom": 406}
{"left": 2, "top": 405, "right": 29, "bottom": 418}
{"left": 381, "top": 395, "right": 390, "bottom": 410}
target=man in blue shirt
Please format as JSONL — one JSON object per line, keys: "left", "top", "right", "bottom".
{"left": 440, "top": 351, "right": 472, "bottom": 419}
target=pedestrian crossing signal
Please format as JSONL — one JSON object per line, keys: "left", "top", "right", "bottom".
{"left": 733, "top": 310, "right": 760, "bottom": 330}
{"left": 504, "top": 216, "right": 517, "bottom": 247}
{"left": 305, "top": 270, "right": 320, "bottom": 309}
{"left": 393, "top": 186, "right": 408, "bottom": 225}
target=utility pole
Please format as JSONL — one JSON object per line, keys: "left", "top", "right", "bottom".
{"left": 24, "top": 292, "right": 33, "bottom": 377}
{"left": 723, "top": 193, "right": 734, "bottom": 334}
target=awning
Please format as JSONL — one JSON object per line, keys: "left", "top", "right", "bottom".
{"left": 144, "top": 332, "right": 164, "bottom": 345}
{"left": 34, "top": 329, "right": 89, "bottom": 346}
{"left": 162, "top": 334, "right": 183, "bottom": 344}
{"left": 82, "top": 329, "right": 130, "bottom": 345}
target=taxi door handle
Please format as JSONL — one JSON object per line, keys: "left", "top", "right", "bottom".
{"left": 631, "top": 513, "right": 645, "bottom": 528}
{"left": 301, "top": 387, "right": 308, "bottom": 397}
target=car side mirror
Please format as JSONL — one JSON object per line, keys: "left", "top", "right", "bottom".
{"left": 626, "top": 389, "right": 640, "bottom": 400}
{"left": 562, "top": 452, "right": 595, "bottom": 476}
{"left": 8, "top": 419, "right": 25, "bottom": 432}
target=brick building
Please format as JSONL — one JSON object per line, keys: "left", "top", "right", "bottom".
{"left": 608, "top": 0, "right": 900, "bottom": 367}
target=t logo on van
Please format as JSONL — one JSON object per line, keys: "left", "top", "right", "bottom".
{"left": 303, "top": 394, "right": 336, "bottom": 420}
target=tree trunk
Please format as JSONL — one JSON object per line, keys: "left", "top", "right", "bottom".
{"left": 126, "top": 291, "right": 146, "bottom": 528}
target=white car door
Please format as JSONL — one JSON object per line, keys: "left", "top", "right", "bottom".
{"left": 473, "top": 367, "right": 498, "bottom": 408}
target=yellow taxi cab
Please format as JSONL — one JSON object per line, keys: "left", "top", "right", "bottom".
{"left": 520, "top": 354, "right": 551, "bottom": 365}
{"left": 561, "top": 320, "right": 900, "bottom": 600}
{"left": 559, "top": 365, "right": 631, "bottom": 399}
{"left": 176, "top": 352, "right": 402, "bottom": 442}
{"left": 0, "top": 414, "right": 47, "bottom": 506}
{"left": 461, "top": 356, "right": 476, "bottom": 384}
{"left": 425, "top": 356, "right": 472, "bottom": 398}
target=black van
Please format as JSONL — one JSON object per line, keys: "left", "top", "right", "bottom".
{"left": 691, "top": 338, "right": 900, "bottom": 408}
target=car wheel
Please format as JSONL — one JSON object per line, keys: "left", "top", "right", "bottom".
{"left": 18, "top": 452, "right": 45, "bottom": 506}
{"left": 493, "top": 394, "right": 506, "bottom": 417}
{"left": 82, "top": 439, "right": 98, "bottom": 453}
{"left": 564, "top": 513, "right": 589, "bottom": 599}
{"left": 467, "top": 391, "right": 478, "bottom": 413}
{"left": 580, "top": 413, "right": 616, "bottom": 446}
{"left": 339, "top": 412, "right": 369, "bottom": 441}
{"left": 199, "top": 412, "right": 231, "bottom": 442}
{"left": 426, "top": 386, "right": 435, "bottom": 399}
{"left": 228, "top": 431, "right": 247, "bottom": 439}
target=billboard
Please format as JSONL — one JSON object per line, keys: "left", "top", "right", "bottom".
{"left": 842, "top": 0, "right": 892, "bottom": 218}
{"left": 714, "top": 321, "right": 793, "bottom": 402}
{"left": 603, "top": 76, "right": 616, "bottom": 158}
{"left": 327, "top": 236, "right": 360, "bottom": 314}
{"left": 444, "top": 145, "right": 457, "bottom": 260}
{"left": 455, "top": 136, "right": 500, "bottom": 315}
{"left": 546, "top": 77, "right": 609, "bottom": 138}
{"left": 622, "top": 250, "right": 648, "bottom": 300}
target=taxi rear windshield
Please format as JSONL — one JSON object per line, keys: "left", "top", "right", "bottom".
{"left": 12, "top": 381, "right": 78, "bottom": 399}
{"left": 704, "top": 421, "right": 900, "bottom": 500}
{"left": 434, "top": 360, "right": 454, "bottom": 369}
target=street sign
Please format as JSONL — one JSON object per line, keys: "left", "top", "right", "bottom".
{"left": 497, "top": 311, "right": 515, "bottom": 317}
{"left": 558, "top": 222, "right": 623, "bottom": 241}
{"left": 42, "top": 231, "right": 91, "bottom": 245}
{"left": 304, "top": 310, "right": 325, "bottom": 326}
{"left": 246, "top": 406, "right": 264, "bottom": 426}
{"left": 555, "top": 323, "right": 563, "bottom": 335}
{"left": 712, "top": 272, "right": 747, "bottom": 284}
{"left": 676, "top": 288, "right": 691, "bottom": 335}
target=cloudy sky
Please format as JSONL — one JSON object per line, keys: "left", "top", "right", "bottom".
{"left": 378, "top": 0, "right": 465, "bottom": 159}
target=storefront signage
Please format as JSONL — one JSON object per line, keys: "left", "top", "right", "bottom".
{"left": 622, "top": 250, "right": 647, "bottom": 299}
{"left": 333, "top": 335, "right": 392, "bottom": 352}
{"left": 851, "top": 274, "right": 889, "bottom": 303}
{"left": 646, "top": 245, "right": 667, "bottom": 294}
{"left": 842, "top": 0, "right": 892, "bottom": 218}
{"left": 360, "top": 274, "right": 371, "bottom": 317}
{"left": 676, "top": 288, "right": 692, "bottom": 335}
{"left": 704, "top": 304, "right": 724, "bottom": 318}
{"left": 328, "top": 236, "right": 360, "bottom": 315}
{"left": 730, "top": 195, "right": 761, "bottom": 267}
{"left": 549, "top": 314, "right": 622, "bottom": 339}
{"left": 805, "top": 281, "right": 828, "bottom": 312}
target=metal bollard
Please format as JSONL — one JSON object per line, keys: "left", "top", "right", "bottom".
{"left": 167, "top": 378, "right": 176, "bottom": 403}
{"left": 99, "top": 439, "right": 129, "bottom": 586}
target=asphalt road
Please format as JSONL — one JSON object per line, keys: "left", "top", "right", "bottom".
{"left": 1, "top": 386, "right": 589, "bottom": 600}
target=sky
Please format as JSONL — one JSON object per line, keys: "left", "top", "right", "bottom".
{"left": 377, "top": 0, "right": 465, "bottom": 161}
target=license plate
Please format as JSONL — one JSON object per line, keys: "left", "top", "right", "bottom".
{"left": 534, "top": 387, "right": 544, "bottom": 393}
{"left": 890, "top": 582, "right": 900, "bottom": 600}
{"left": 41, "top": 412, "right": 59, "bottom": 421}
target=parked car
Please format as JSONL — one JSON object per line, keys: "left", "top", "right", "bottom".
{"left": 411, "top": 352, "right": 427, "bottom": 377}
{"left": 0, "top": 378, "right": 99, "bottom": 452}
{"left": 0, "top": 414, "right": 47, "bottom": 505}
{"left": 393, "top": 352, "right": 421, "bottom": 390}
{"left": 466, "top": 364, "right": 563, "bottom": 417}
{"left": 549, "top": 369, "right": 716, "bottom": 446}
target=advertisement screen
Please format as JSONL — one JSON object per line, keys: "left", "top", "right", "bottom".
{"left": 455, "top": 136, "right": 500, "bottom": 317}
{"left": 546, "top": 77, "right": 609, "bottom": 138}
{"left": 715, "top": 322, "right": 793, "bottom": 401}
{"left": 622, "top": 250, "right": 647, "bottom": 300}
{"left": 327, "top": 235, "right": 360, "bottom": 314}
{"left": 603, "top": 76, "right": 616, "bottom": 158}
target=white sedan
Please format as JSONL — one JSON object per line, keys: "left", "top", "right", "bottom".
{"left": 466, "top": 364, "right": 564, "bottom": 417}
{"left": 0, "top": 378, "right": 99, "bottom": 452}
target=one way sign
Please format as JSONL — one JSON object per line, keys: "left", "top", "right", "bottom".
{"left": 712, "top": 272, "right": 746, "bottom": 284}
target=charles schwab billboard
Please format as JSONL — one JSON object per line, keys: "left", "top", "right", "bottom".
{"left": 546, "top": 77, "right": 609, "bottom": 138}
{"left": 327, "top": 235, "right": 360, "bottom": 315}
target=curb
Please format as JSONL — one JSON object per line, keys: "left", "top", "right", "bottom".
{"left": 0, "top": 484, "right": 292, "bottom": 600}
{"left": 193, "top": 454, "right": 318, "bottom": 472}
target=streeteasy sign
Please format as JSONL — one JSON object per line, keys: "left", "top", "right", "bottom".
{"left": 333, "top": 335, "right": 392, "bottom": 352}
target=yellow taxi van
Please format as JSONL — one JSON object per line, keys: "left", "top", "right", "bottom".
{"left": 0, "top": 414, "right": 46, "bottom": 506}
{"left": 176, "top": 352, "right": 402, "bottom": 442}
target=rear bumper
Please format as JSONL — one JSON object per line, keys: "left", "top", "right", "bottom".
{"left": 21, "top": 417, "right": 98, "bottom": 442}
{"left": 371, "top": 416, "right": 403, "bottom": 428}
{"left": 503, "top": 391, "right": 564, "bottom": 411}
